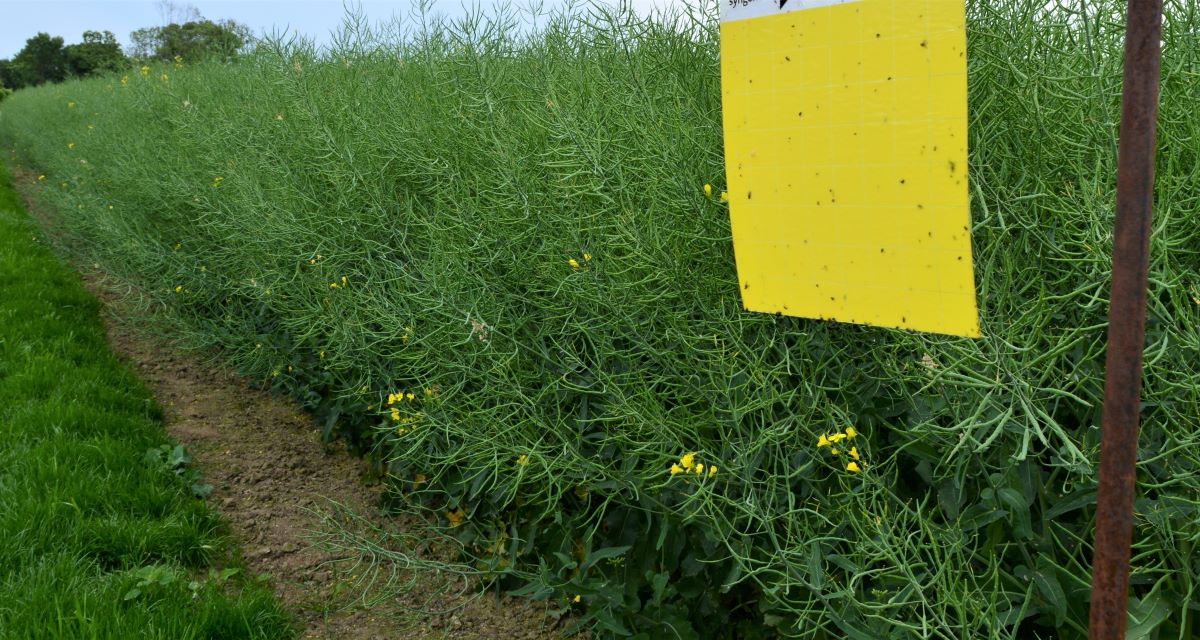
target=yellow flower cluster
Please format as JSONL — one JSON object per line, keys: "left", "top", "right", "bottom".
{"left": 391, "top": 412, "right": 421, "bottom": 433}
{"left": 386, "top": 388, "right": 430, "bottom": 433}
{"left": 401, "top": 325, "right": 413, "bottom": 343}
{"left": 567, "top": 252, "right": 592, "bottom": 271}
{"left": 387, "top": 390, "right": 417, "bottom": 405}
{"left": 818, "top": 426, "right": 862, "bottom": 472}
{"left": 446, "top": 506, "right": 466, "bottom": 527}
{"left": 67, "top": 101, "right": 75, "bottom": 109}
{"left": 160, "top": 73, "right": 169, "bottom": 82}
{"left": 140, "top": 65, "right": 150, "bottom": 76}
{"left": 120, "top": 75, "right": 129, "bottom": 86}
{"left": 329, "top": 275, "right": 348, "bottom": 289}
{"left": 212, "top": 175, "right": 224, "bottom": 188}
{"left": 516, "top": 454, "right": 529, "bottom": 465}
{"left": 669, "top": 451, "right": 716, "bottom": 478}
{"left": 703, "top": 183, "right": 730, "bottom": 203}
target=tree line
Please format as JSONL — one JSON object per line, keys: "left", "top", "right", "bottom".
{"left": 0, "top": 19, "right": 251, "bottom": 93}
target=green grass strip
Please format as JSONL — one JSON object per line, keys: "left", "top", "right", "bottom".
{"left": 0, "top": 160, "right": 292, "bottom": 639}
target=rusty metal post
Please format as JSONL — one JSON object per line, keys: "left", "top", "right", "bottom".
{"left": 1088, "top": 1, "right": 1163, "bottom": 639}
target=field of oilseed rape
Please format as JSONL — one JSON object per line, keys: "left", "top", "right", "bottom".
{"left": 2, "top": 0, "right": 1199, "bottom": 637}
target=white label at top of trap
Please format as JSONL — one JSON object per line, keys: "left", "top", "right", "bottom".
{"left": 721, "top": 0, "right": 865, "bottom": 23}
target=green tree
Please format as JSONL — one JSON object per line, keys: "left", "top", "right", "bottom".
{"left": 0, "top": 59, "right": 20, "bottom": 91}
{"left": 130, "top": 19, "right": 251, "bottom": 62}
{"left": 11, "top": 32, "right": 67, "bottom": 86}
{"left": 64, "top": 30, "right": 126, "bottom": 77}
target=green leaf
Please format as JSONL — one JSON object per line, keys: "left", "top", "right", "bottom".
{"left": 1125, "top": 592, "right": 1172, "bottom": 640}
{"left": 807, "top": 541, "right": 823, "bottom": 591}
{"left": 581, "top": 545, "right": 630, "bottom": 572}
{"left": 1031, "top": 566, "right": 1067, "bottom": 627}
{"left": 168, "top": 444, "right": 189, "bottom": 469}
{"left": 1044, "top": 486, "right": 1096, "bottom": 520}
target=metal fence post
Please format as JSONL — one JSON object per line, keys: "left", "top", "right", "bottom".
{"left": 1087, "top": 1, "right": 1163, "bottom": 638}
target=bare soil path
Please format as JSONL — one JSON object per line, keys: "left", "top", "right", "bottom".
{"left": 78, "top": 272, "right": 566, "bottom": 640}
{"left": 14, "top": 168, "right": 565, "bottom": 640}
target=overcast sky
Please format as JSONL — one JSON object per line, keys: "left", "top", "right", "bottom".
{"left": 0, "top": 0, "right": 697, "bottom": 59}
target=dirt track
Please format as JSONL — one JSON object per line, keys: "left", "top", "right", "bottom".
{"left": 15, "top": 166, "right": 565, "bottom": 639}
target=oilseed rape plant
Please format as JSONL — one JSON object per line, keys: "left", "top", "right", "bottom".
{"left": 2, "top": 1, "right": 1198, "bottom": 638}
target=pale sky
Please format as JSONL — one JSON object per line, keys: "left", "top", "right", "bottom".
{"left": 0, "top": 0, "right": 697, "bottom": 59}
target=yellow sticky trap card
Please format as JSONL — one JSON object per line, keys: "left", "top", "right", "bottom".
{"left": 721, "top": 0, "right": 979, "bottom": 337}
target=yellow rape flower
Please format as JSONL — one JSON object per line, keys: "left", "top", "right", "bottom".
{"left": 846, "top": 461, "right": 862, "bottom": 473}
{"left": 693, "top": 463, "right": 704, "bottom": 474}
{"left": 583, "top": 252, "right": 592, "bottom": 261}
{"left": 174, "top": 285, "right": 183, "bottom": 293}
{"left": 140, "top": 65, "right": 150, "bottom": 76}
{"left": 160, "top": 73, "right": 169, "bottom": 82}
{"left": 120, "top": 75, "right": 129, "bottom": 86}
{"left": 680, "top": 452, "right": 695, "bottom": 469}
{"left": 573, "top": 595, "right": 581, "bottom": 603}
{"left": 390, "top": 408, "right": 401, "bottom": 421}
{"left": 37, "top": 175, "right": 45, "bottom": 181}
{"left": 405, "top": 392, "right": 415, "bottom": 402}
{"left": 516, "top": 454, "right": 529, "bottom": 465}
{"left": 424, "top": 387, "right": 433, "bottom": 397}
{"left": 708, "top": 465, "right": 717, "bottom": 478}
{"left": 68, "top": 143, "right": 75, "bottom": 150}
{"left": 831, "top": 448, "right": 840, "bottom": 456}
{"left": 212, "top": 176, "right": 223, "bottom": 188}
{"left": 849, "top": 447, "right": 859, "bottom": 460}
{"left": 669, "top": 463, "right": 684, "bottom": 475}
{"left": 703, "top": 183, "right": 713, "bottom": 198}
{"left": 568, "top": 258, "right": 580, "bottom": 270}
{"left": 845, "top": 426, "right": 857, "bottom": 438}
{"left": 827, "top": 433, "right": 847, "bottom": 444}
{"left": 67, "top": 101, "right": 75, "bottom": 109}
{"left": 817, "top": 433, "right": 830, "bottom": 447}
{"left": 446, "top": 507, "right": 465, "bottom": 527}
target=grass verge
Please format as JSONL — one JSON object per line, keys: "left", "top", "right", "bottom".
{"left": 0, "top": 160, "right": 293, "bottom": 639}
